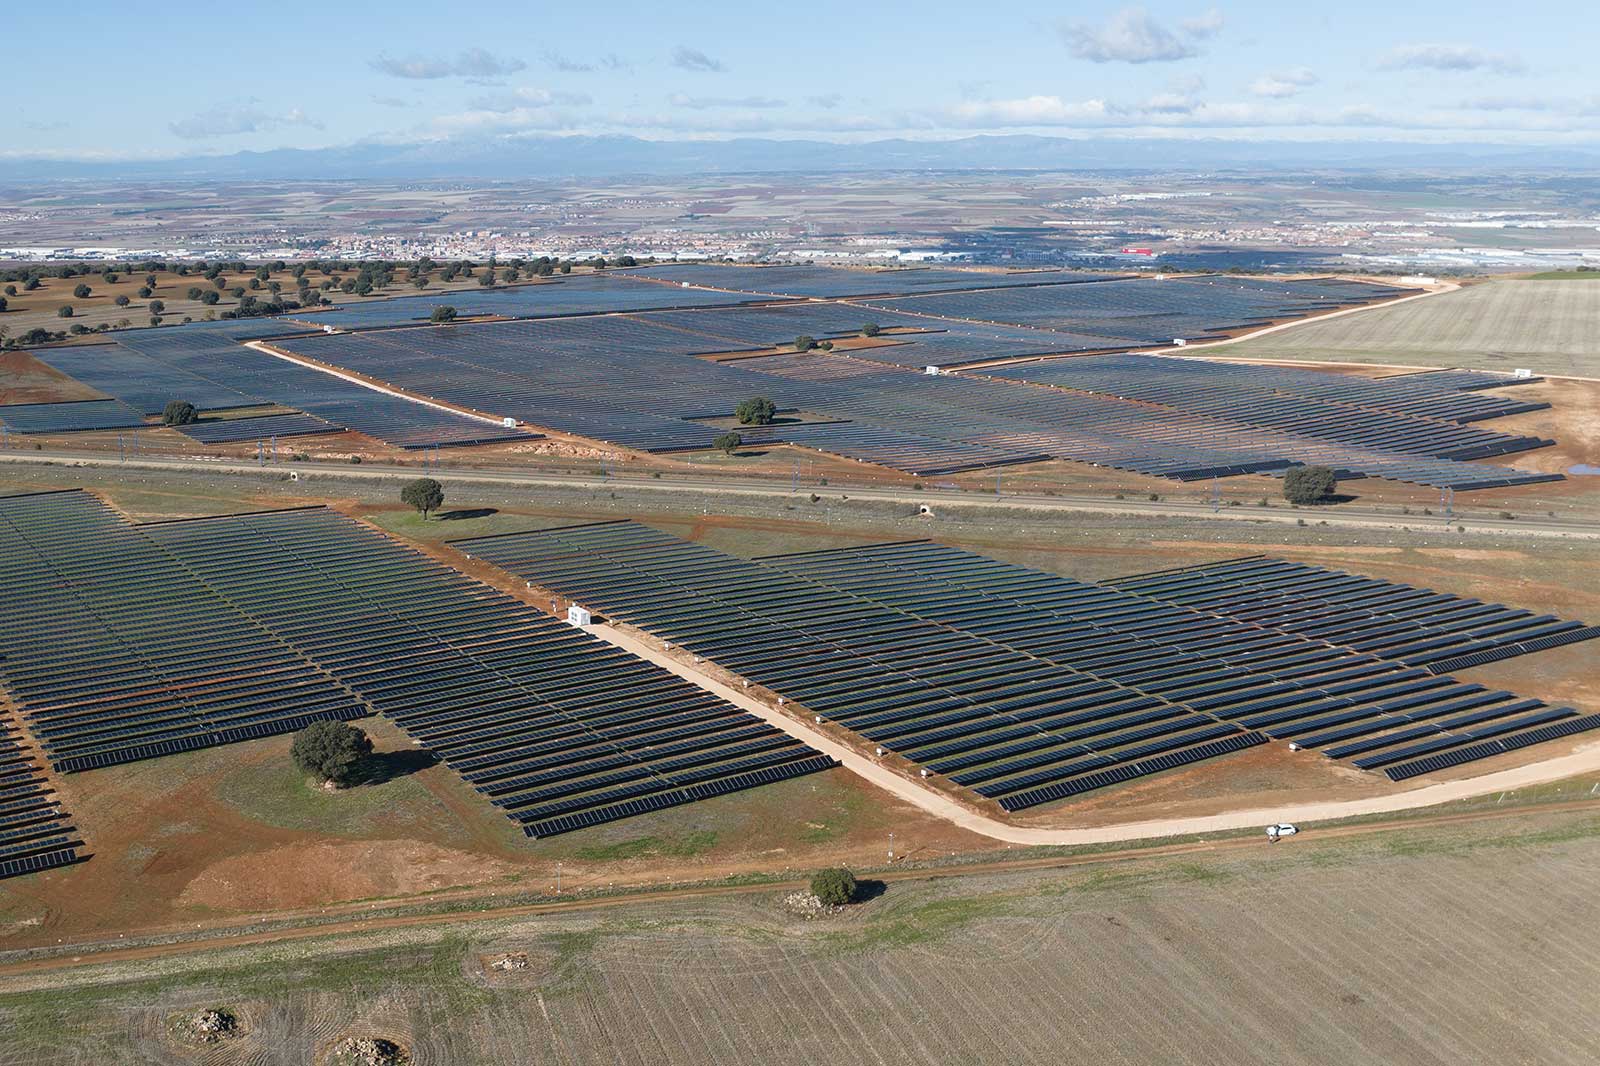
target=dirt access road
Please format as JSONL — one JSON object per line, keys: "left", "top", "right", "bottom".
{"left": 595, "top": 622, "right": 1600, "bottom": 845}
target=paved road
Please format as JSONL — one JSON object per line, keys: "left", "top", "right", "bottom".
{"left": 2, "top": 448, "right": 1594, "bottom": 539}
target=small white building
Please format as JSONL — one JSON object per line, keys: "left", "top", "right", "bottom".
{"left": 566, "top": 605, "right": 592, "bottom": 628}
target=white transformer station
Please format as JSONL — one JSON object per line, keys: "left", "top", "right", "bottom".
{"left": 566, "top": 605, "right": 592, "bottom": 628}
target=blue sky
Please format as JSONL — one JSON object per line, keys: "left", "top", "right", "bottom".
{"left": 7, "top": 2, "right": 1596, "bottom": 158}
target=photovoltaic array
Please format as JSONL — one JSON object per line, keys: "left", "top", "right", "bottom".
{"left": 10, "top": 267, "right": 1558, "bottom": 489}
{"left": 0, "top": 712, "right": 81, "bottom": 881}
{"left": 457, "top": 522, "right": 1598, "bottom": 805}
{"left": 0, "top": 492, "right": 833, "bottom": 853}
{"left": 142, "top": 509, "right": 834, "bottom": 838}
{"left": 1109, "top": 557, "right": 1600, "bottom": 677}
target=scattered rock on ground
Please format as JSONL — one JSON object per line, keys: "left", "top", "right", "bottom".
{"left": 178, "top": 1007, "right": 237, "bottom": 1043}
{"left": 783, "top": 891, "right": 844, "bottom": 919}
{"left": 333, "top": 1037, "right": 407, "bottom": 1066}
{"left": 490, "top": 952, "right": 529, "bottom": 971}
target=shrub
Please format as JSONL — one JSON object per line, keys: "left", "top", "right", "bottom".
{"left": 290, "top": 720, "right": 373, "bottom": 787}
{"left": 73, "top": 283, "right": 91, "bottom": 299}
{"left": 810, "top": 867, "right": 856, "bottom": 906}
{"left": 430, "top": 305, "right": 458, "bottom": 323}
{"left": 861, "top": 322, "right": 880, "bottom": 337}
{"left": 793, "top": 335, "right": 816, "bottom": 352}
{"left": 162, "top": 400, "right": 197, "bottom": 425}
{"left": 1283, "top": 465, "right": 1337, "bottom": 505}
{"left": 734, "top": 396, "right": 777, "bottom": 425}
{"left": 713, "top": 431, "right": 742, "bottom": 456}
{"left": 56, "top": 305, "right": 73, "bottom": 318}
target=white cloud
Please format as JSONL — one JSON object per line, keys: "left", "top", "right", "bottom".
{"left": 1377, "top": 43, "right": 1524, "bottom": 75}
{"left": 1250, "top": 68, "right": 1319, "bottom": 98}
{"left": 370, "top": 48, "right": 526, "bottom": 80}
{"left": 668, "top": 93, "right": 787, "bottom": 110}
{"left": 1060, "top": 7, "right": 1209, "bottom": 63}
{"left": 169, "top": 105, "right": 323, "bottom": 140}
{"left": 1181, "top": 8, "right": 1224, "bottom": 38}
{"left": 370, "top": 95, "right": 413, "bottom": 109}
{"left": 949, "top": 96, "right": 1113, "bottom": 125}
{"left": 543, "top": 50, "right": 630, "bottom": 73}
{"left": 670, "top": 46, "right": 726, "bottom": 73}
{"left": 468, "top": 87, "right": 594, "bottom": 113}
{"left": 808, "top": 93, "right": 845, "bottom": 109}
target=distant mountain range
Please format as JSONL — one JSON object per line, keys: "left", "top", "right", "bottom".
{"left": 4, "top": 135, "right": 1597, "bottom": 181}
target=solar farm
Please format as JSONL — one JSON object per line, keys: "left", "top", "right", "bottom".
{"left": 455, "top": 520, "right": 1600, "bottom": 809}
{"left": 1, "top": 265, "right": 1571, "bottom": 492}
{"left": 0, "top": 490, "right": 841, "bottom": 882}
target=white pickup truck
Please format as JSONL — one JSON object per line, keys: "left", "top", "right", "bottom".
{"left": 1265, "top": 823, "right": 1299, "bottom": 842}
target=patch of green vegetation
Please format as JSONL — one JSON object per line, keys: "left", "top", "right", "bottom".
{"left": 363, "top": 509, "right": 552, "bottom": 542}
{"left": 818, "top": 893, "right": 1018, "bottom": 956}
{"left": 214, "top": 752, "right": 453, "bottom": 836}
{"left": 574, "top": 831, "right": 719, "bottom": 862}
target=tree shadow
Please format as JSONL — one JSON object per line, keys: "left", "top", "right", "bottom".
{"left": 347, "top": 748, "right": 440, "bottom": 786}
{"left": 852, "top": 878, "right": 888, "bottom": 903}
{"left": 438, "top": 507, "right": 498, "bottom": 521}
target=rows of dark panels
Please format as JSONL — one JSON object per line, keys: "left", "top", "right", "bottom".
{"left": 0, "top": 712, "right": 82, "bottom": 881}
{"left": 0, "top": 399, "right": 147, "bottom": 434}
{"left": 38, "top": 342, "right": 263, "bottom": 415}
{"left": 857, "top": 275, "right": 1419, "bottom": 347}
{"left": 615, "top": 263, "right": 1124, "bottom": 299}
{"left": 985, "top": 353, "right": 1550, "bottom": 451}
{"left": 290, "top": 274, "right": 787, "bottom": 330}
{"left": 456, "top": 523, "right": 1280, "bottom": 809}
{"left": 0, "top": 491, "right": 832, "bottom": 843}
{"left": 787, "top": 540, "right": 1595, "bottom": 786}
{"left": 457, "top": 522, "right": 1595, "bottom": 801}
{"left": 1109, "top": 556, "right": 1600, "bottom": 675}
{"left": 107, "top": 327, "right": 538, "bottom": 449}
{"left": 134, "top": 508, "right": 833, "bottom": 838}
{"left": 176, "top": 412, "right": 343, "bottom": 444}
{"left": 275, "top": 311, "right": 1555, "bottom": 489}
{"left": 0, "top": 491, "right": 368, "bottom": 772}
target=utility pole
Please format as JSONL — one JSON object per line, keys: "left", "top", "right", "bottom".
{"left": 888, "top": 832, "right": 895, "bottom": 862}
{"left": 556, "top": 862, "right": 562, "bottom": 894}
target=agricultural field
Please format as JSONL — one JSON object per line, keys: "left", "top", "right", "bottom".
{"left": 0, "top": 802, "right": 1596, "bottom": 1065}
{"left": 1227, "top": 280, "right": 1600, "bottom": 378}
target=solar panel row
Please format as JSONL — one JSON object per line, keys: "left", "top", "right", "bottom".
{"left": 175, "top": 412, "right": 342, "bottom": 444}
{"left": 456, "top": 523, "right": 1597, "bottom": 805}
{"left": 0, "top": 491, "right": 368, "bottom": 772}
{"left": 109, "top": 328, "right": 539, "bottom": 449}
{"left": 1109, "top": 557, "right": 1600, "bottom": 674}
{"left": 273, "top": 308, "right": 1554, "bottom": 489}
{"left": 0, "top": 710, "right": 82, "bottom": 881}
{"left": 0, "top": 399, "right": 147, "bottom": 434}
{"left": 985, "top": 353, "right": 1551, "bottom": 459}
{"left": 140, "top": 508, "right": 833, "bottom": 838}
{"left": 615, "top": 263, "right": 1125, "bottom": 299}
{"left": 455, "top": 524, "right": 1285, "bottom": 809}
{"left": 857, "top": 275, "right": 1418, "bottom": 347}
{"left": 0, "top": 491, "right": 832, "bottom": 842}
{"left": 288, "top": 273, "right": 788, "bottom": 330}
